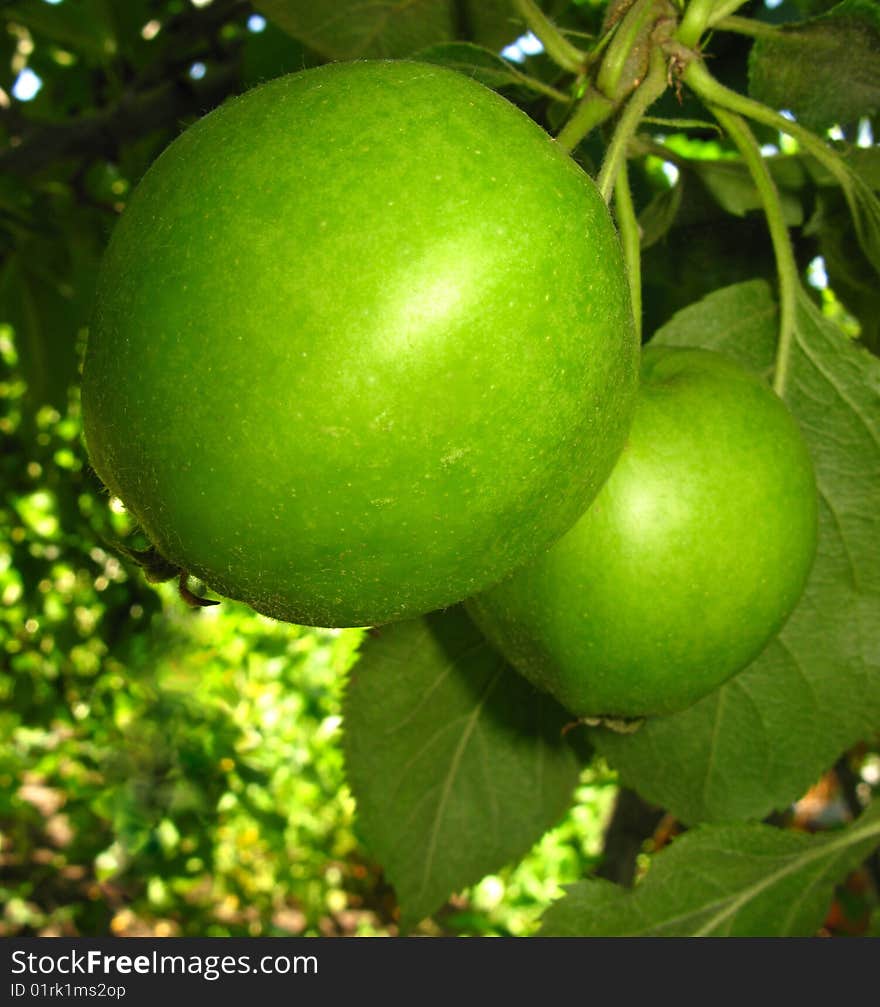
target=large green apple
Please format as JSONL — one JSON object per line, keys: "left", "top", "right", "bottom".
{"left": 467, "top": 346, "right": 818, "bottom": 718}
{"left": 82, "top": 60, "right": 637, "bottom": 628}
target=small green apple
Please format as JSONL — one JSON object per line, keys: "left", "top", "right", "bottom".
{"left": 467, "top": 345, "right": 818, "bottom": 718}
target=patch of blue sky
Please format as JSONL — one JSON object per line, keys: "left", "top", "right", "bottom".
{"left": 502, "top": 32, "right": 545, "bottom": 64}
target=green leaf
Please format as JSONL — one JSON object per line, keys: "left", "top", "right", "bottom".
{"left": 412, "top": 42, "right": 524, "bottom": 87}
{"left": 692, "top": 159, "right": 804, "bottom": 225}
{"left": 638, "top": 180, "right": 683, "bottom": 250}
{"left": 809, "top": 189, "right": 880, "bottom": 352}
{"left": 785, "top": 0, "right": 848, "bottom": 13}
{"left": 641, "top": 216, "right": 777, "bottom": 337}
{"left": 847, "top": 146, "right": 880, "bottom": 189}
{"left": 0, "top": 252, "right": 79, "bottom": 413}
{"left": 849, "top": 169, "right": 880, "bottom": 275}
{"left": 748, "top": 0, "right": 880, "bottom": 132}
{"left": 636, "top": 149, "right": 813, "bottom": 335}
{"left": 541, "top": 800, "right": 880, "bottom": 936}
{"left": 796, "top": 145, "right": 880, "bottom": 278}
{"left": 412, "top": 41, "right": 549, "bottom": 93}
{"left": 343, "top": 606, "right": 585, "bottom": 928}
{"left": 412, "top": 42, "right": 569, "bottom": 101}
{"left": 595, "top": 281, "right": 880, "bottom": 823}
{"left": 252, "top": 0, "right": 521, "bottom": 61}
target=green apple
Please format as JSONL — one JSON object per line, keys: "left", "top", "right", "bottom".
{"left": 82, "top": 60, "right": 637, "bottom": 628}
{"left": 467, "top": 346, "right": 818, "bottom": 718}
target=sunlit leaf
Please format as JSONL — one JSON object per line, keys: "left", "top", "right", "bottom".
{"left": 748, "top": 0, "right": 880, "bottom": 132}
{"left": 541, "top": 800, "right": 880, "bottom": 936}
{"left": 344, "top": 607, "right": 585, "bottom": 928}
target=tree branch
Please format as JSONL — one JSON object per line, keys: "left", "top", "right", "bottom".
{"left": 0, "top": 0, "right": 249, "bottom": 176}
{"left": 1, "top": 66, "right": 239, "bottom": 176}
{"left": 595, "top": 787, "right": 665, "bottom": 887}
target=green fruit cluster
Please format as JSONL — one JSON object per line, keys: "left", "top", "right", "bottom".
{"left": 83, "top": 60, "right": 817, "bottom": 719}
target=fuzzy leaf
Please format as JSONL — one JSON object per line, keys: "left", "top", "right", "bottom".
{"left": 748, "top": 0, "right": 880, "bottom": 131}
{"left": 595, "top": 281, "right": 880, "bottom": 823}
{"left": 693, "top": 159, "right": 804, "bottom": 225}
{"left": 252, "top": 0, "right": 521, "bottom": 60}
{"left": 412, "top": 42, "right": 526, "bottom": 89}
{"left": 343, "top": 606, "right": 584, "bottom": 928}
{"left": 639, "top": 181, "right": 683, "bottom": 250}
{"left": 541, "top": 800, "right": 880, "bottom": 936}
{"left": 809, "top": 189, "right": 880, "bottom": 352}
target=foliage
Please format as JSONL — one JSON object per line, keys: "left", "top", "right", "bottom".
{"left": 748, "top": 0, "right": 880, "bottom": 132}
{"left": 344, "top": 607, "right": 588, "bottom": 929}
{"left": 1, "top": 0, "right": 879, "bottom": 937}
{"left": 0, "top": 355, "right": 367, "bottom": 935}
{"left": 541, "top": 799, "right": 880, "bottom": 936}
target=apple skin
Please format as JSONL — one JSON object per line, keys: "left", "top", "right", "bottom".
{"left": 466, "top": 346, "right": 818, "bottom": 718}
{"left": 81, "top": 60, "right": 637, "bottom": 628}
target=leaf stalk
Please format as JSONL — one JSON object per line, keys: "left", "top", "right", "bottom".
{"left": 614, "top": 161, "right": 643, "bottom": 343}
{"left": 596, "top": 46, "right": 668, "bottom": 203}
{"left": 709, "top": 106, "right": 799, "bottom": 396}
{"left": 512, "top": 0, "right": 588, "bottom": 74}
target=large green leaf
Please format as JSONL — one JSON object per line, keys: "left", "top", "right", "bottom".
{"left": 541, "top": 800, "right": 880, "bottom": 936}
{"left": 252, "top": 0, "right": 521, "bottom": 60}
{"left": 638, "top": 180, "right": 683, "bottom": 250}
{"left": 343, "top": 606, "right": 585, "bottom": 928}
{"left": 595, "top": 281, "right": 880, "bottom": 823}
{"left": 748, "top": 0, "right": 880, "bottom": 132}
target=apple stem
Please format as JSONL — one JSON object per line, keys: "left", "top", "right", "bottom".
{"left": 712, "top": 15, "right": 785, "bottom": 41}
{"left": 614, "top": 160, "right": 643, "bottom": 343}
{"left": 596, "top": 0, "right": 665, "bottom": 102}
{"left": 507, "top": 71, "right": 572, "bottom": 105}
{"left": 708, "top": 105, "right": 798, "bottom": 397}
{"left": 511, "top": 0, "right": 588, "bottom": 75}
{"left": 679, "top": 57, "right": 876, "bottom": 396}
{"left": 555, "top": 88, "right": 615, "bottom": 153}
{"left": 708, "top": 105, "right": 797, "bottom": 392}
{"left": 702, "top": 0, "right": 755, "bottom": 31}
{"left": 596, "top": 46, "right": 668, "bottom": 204}
{"left": 676, "top": 0, "right": 750, "bottom": 48}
